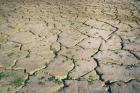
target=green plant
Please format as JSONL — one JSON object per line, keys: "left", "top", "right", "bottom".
{"left": 45, "top": 63, "right": 49, "bottom": 68}
{"left": 10, "top": 77, "right": 24, "bottom": 87}
{"left": 53, "top": 51, "right": 58, "bottom": 58}
{"left": 62, "top": 60, "right": 66, "bottom": 63}
{"left": 77, "top": 77, "right": 81, "bottom": 81}
{"left": 48, "top": 76, "right": 62, "bottom": 84}
{"left": 55, "top": 79, "right": 62, "bottom": 84}
{"left": 38, "top": 81, "right": 45, "bottom": 85}
{"left": 123, "top": 30, "right": 128, "bottom": 32}
{"left": 0, "top": 72, "right": 5, "bottom": 80}
{"left": 87, "top": 80, "right": 94, "bottom": 85}
{"left": 126, "top": 64, "right": 137, "bottom": 69}
{"left": 39, "top": 76, "right": 45, "bottom": 80}
{"left": 26, "top": 54, "right": 30, "bottom": 58}
{"left": 87, "top": 78, "right": 95, "bottom": 85}
{"left": 38, "top": 76, "right": 46, "bottom": 85}
{"left": 48, "top": 76, "right": 55, "bottom": 81}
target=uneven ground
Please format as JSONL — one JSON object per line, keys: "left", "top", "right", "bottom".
{"left": 0, "top": 0, "right": 140, "bottom": 93}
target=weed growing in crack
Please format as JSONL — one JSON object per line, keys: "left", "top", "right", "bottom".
{"left": 53, "top": 51, "right": 58, "bottom": 58}
{"left": 76, "top": 77, "right": 81, "bottom": 81}
{"left": 67, "top": 76, "right": 72, "bottom": 80}
{"left": 24, "top": 78, "right": 29, "bottom": 86}
{"left": 125, "top": 64, "right": 137, "bottom": 69}
{"left": 55, "top": 79, "right": 62, "bottom": 84}
{"left": 45, "top": 63, "right": 49, "bottom": 68}
{"left": 48, "top": 76, "right": 55, "bottom": 81}
{"left": 105, "top": 80, "right": 111, "bottom": 86}
{"left": 48, "top": 76, "right": 62, "bottom": 84}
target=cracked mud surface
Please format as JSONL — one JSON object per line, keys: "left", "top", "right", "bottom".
{"left": 0, "top": 0, "right": 140, "bottom": 93}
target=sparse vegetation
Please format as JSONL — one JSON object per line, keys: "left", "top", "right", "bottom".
{"left": 62, "top": 60, "right": 66, "bottom": 63}
{"left": 7, "top": 52, "right": 15, "bottom": 58}
{"left": 26, "top": 54, "right": 30, "bottom": 58}
{"left": 0, "top": 0, "right": 139, "bottom": 92}
{"left": 0, "top": 72, "right": 5, "bottom": 80}
{"left": 53, "top": 51, "right": 58, "bottom": 58}
{"left": 87, "top": 80, "right": 94, "bottom": 85}
{"left": 48, "top": 76, "right": 55, "bottom": 81}
{"left": 54, "top": 78, "right": 62, "bottom": 84}
{"left": 126, "top": 64, "right": 137, "bottom": 69}
{"left": 77, "top": 77, "right": 81, "bottom": 81}
{"left": 87, "top": 78, "right": 95, "bottom": 85}
{"left": 48, "top": 76, "right": 62, "bottom": 84}
{"left": 38, "top": 81, "right": 45, "bottom": 85}
{"left": 123, "top": 30, "right": 128, "bottom": 32}
{"left": 45, "top": 63, "right": 49, "bottom": 68}
{"left": 38, "top": 76, "right": 46, "bottom": 85}
{"left": 9, "top": 77, "right": 24, "bottom": 87}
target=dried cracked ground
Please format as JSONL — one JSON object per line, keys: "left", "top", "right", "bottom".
{"left": 0, "top": 0, "right": 140, "bottom": 93}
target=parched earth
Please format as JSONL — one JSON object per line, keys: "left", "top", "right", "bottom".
{"left": 0, "top": 0, "right": 140, "bottom": 93}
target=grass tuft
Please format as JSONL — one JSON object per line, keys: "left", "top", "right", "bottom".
{"left": 0, "top": 72, "right": 5, "bottom": 80}
{"left": 10, "top": 77, "right": 24, "bottom": 87}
